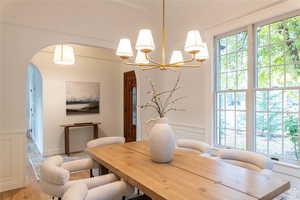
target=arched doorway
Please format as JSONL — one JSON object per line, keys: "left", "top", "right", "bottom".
{"left": 27, "top": 64, "right": 44, "bottom": 154}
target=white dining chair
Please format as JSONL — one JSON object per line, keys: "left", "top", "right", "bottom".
{"left": 39, "top": 155, "right": 119, "bottom": 199}
{"left": 218, "top": 149, "right": 274, "bottom": 175}
{"left": 176, "top": 139, "right": 210, "bottom": 154}
{"left": 87, "top": 137, "right": 125, "bottom": 176}
{"left": 61, "top": 137, "right": 126, "bottom": 177}
{"left": 62, "top": 181, "right": 134, "bottom": 200}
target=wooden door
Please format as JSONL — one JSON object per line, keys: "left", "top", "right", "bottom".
{"left": 124, "top": 71, "right": 137, "bottom": 142}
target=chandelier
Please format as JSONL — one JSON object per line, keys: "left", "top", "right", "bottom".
{"left": 116, "top": 0, "right": 209, "bottom": 70}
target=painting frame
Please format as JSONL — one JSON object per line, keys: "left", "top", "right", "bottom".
{"left": 66, "top": 81, "right": 100, "bottom": 115}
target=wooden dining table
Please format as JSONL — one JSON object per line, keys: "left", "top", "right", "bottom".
{"left": 86, "top": 141, "right": 290, "bottom": 200}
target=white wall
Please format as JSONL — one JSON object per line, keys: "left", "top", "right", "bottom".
{"left": 31, "top": 45, "right": 123, "bottom": 155}
{"left": 0, "top": 23, "right": 4, "bottom": 131}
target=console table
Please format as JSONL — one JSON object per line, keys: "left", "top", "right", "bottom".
{"left": 61, "top": 122, "right": 101, "bottom": 156}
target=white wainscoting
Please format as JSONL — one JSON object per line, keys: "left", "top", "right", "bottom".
{"left": 0, "top": 130, "right": 26, "bottom": 192}
{"left": 169, "top": 123, "right": 206, "bottom": 141}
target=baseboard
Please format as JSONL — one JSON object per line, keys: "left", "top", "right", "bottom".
{"left": 44, "top": 145, "right": 87, "bottom": 156}
{"left": 44, "top": 147, "right": 65, "bottom": 156}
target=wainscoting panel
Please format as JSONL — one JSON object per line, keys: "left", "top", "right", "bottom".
{"left": 0, "top": 130, "right": 26, "bottom": 192}
{"left": 169, "top": 123, "right": 206, "bottom": 141}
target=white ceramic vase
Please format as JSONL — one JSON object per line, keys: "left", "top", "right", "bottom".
{"left": 149, "top": 117, "right": 176, "bottom": 163}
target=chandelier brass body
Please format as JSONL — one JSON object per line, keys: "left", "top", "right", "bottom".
{"left": 117, "top": 0, "right": 208, "bottom": 70}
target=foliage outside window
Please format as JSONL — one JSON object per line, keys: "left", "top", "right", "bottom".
{"left": 215, "top": 13, "right": 300, "bottom": 162}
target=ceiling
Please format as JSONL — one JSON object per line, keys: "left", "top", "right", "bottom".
{"left": 106, "top": 0, "right": 286, "bottom": 30}
{"left": 0, "top": 0, "right": 287, "bottom": 30}
{"left": 0, "top": 0, "right": 289, "bottom": 51}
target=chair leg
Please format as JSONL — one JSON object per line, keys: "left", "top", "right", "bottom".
{"left": 90, "top": 169, "right": 94, "bottom": 177}
{"left": 122, "top": 196, "right": 126, "bottom": 200}
{"left": 99, "top": 165, "right": 109, "bottom": 175}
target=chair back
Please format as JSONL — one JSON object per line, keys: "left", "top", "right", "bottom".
{"left": 176, "top": 139, "right": 210, "bottom": 153}
{"left": 40, "top": 155, "right": 70, "bottom": 185}
{"left": 219, "top": 149, "right": 274, "bottom": 171}
{"left": 87, "top": 137, "right": 125, "bottom": 148}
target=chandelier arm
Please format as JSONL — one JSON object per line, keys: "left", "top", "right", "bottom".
{"left": 145, "top": 53, "right": 162, "bottom": 66}
{"left": 169, "top": 54, "right": 196, "bottom": 66}
{"left": 170, "top": 64, "right": 201, "bottom": 68}
{"left": 141, "top": 66, "right": 161, "bottom": 71}
{"left": 168, "top": 58, "right": 195, "bottom": 66}
{"left": 124, "top": 62, "right": 158, "bottom": 67}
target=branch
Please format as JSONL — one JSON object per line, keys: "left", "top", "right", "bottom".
{"left": 162, "top": 73, "right": 181, "bottom": 111}
{"left": 164, "top": 96, "right": 186, "bottom": 109}
{"left": 163, "top": 108, "right": 185, "bottom": 115}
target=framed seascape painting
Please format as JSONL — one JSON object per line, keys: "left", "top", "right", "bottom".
{"left": 66, "top": 81, "right": 100, "bottom": 115}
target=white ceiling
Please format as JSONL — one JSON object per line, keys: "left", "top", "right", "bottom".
{"left": 106, "top": 0, "right": 286, "bottom": 30}
{"left": 1, "top": 0, "right": 287, "bottom": 30}
{"left": 0, "top": 0, "right": 288, "bottom": 51}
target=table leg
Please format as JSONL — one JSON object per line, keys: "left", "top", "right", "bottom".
{"left": 99, "top": 164, "right": 109, "bottom": 175}
{"left": 93, "top": 124, "right": 99, "bottom": 139}
{"left": 65, "top": 127, "right": 70, "bottom": 156}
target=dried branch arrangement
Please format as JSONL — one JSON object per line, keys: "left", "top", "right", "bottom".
{"left": 141, "top": 74, "right": 185, "bottom": 118}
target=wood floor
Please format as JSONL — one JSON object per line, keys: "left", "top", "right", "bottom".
{"left": 0, "top": 159, "right": 90, "bottom": 200}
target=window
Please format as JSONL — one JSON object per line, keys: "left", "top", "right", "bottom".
{"left": 215, "top": 12, "right": 300, "bottom": 162}
{"left": 216, "top": 31, "right": 248, "bottom": 150}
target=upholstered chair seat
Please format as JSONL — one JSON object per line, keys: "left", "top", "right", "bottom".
{"left": 39, "top": 156, "right": 119, "bottom": 198}
{"left": 218, "top": 149, "right": 274, "bottom": 175}
{"left": 62, "top": 181, "right": 134, "bottom": 200}
{"left": 176, "top": 139, "right": 210, "bottom": 154}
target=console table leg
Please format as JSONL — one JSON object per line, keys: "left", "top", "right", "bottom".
{"left": 93, "top": 124, "right": 99, "bottom": 139}
{"left": 65, "top": 127, "right": 70, "bottom": 156}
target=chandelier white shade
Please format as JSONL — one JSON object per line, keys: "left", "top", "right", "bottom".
{"left": 135, "top": 29, "right": 155, "bottom": 53}
{"left": 116, "top": 0, "right": 208, "bottom": 70}
{"left": 53, "top": 45, "right": 75, "bottom": 65}
{"left": 135, "top": 51, "right": 150, "bottom": 64}
{"left": 116, "top": 39, "right": 133, "bottom": 59}
{"left": 170, "top": 51, "right": 183, "bottom": 64}
{"left": 195, "top": 43, "right": 209, "bottom": 61}
{"left": 184, "top": 30, "right": 203, "bottom": 54}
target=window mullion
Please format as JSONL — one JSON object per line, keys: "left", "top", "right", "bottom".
{"left": 247, "top": 24, "right": 255, "bottom": 152}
